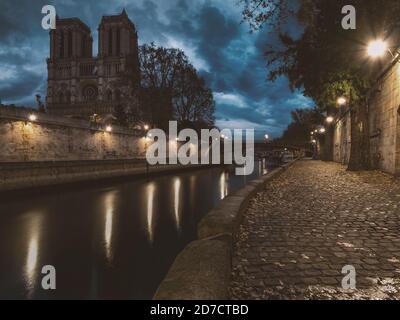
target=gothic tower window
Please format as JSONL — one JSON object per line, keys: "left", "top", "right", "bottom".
{"left": 108, "top": 28, "right": 113, "bottom": 56}
{"left": 58, "top": 92, "right": 64, "bottom": 103}
{"left": 81, "top": 35, "right": 86, "bottom": 58}
{"left": 60, "top": 31, "right": 65, "bottom": 58}
{"left": 116, "top": 27, "right": 120, "bottom": 55}
{"left": 106, "top": 89, "right": 112, "bottom": 101}
{"left": 65, "top": 91, "right": 71, "bottom": 103}
{"left": 68, "top": 30, "right": 73, "bottom": 57}
{"left": 115, "top": 89, "right": 121, "bottom": 101}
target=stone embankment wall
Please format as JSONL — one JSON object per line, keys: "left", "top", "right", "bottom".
{"left": 333, "top": 112, "right": 351, "bottom": 165}
{"left": 153, "top": 160, "right": 298, "bottom": 300}
{"left": 0, "top": 106, "right": 146, "bottom": 162}
{"left": 333, "top": 60, "right": 400, "bottom": 175}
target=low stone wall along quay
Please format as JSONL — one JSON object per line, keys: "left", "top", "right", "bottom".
{"left": 153, "top": 160, "right": 298, "bottom": 300}
{"left": 0, "top": 105, "right": 146, "bottom": 162}
{"left": 0, "top": 160, "right": 214, "bottom": 192}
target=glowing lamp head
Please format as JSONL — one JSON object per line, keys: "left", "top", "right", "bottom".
{"left": 319, "top": 127, "right": 326, "bottom": 134}
{"left": 144, "top": 125, "right": 149, "bottom": 130}
{"left": 326, "top": 116, "right": 334, "bottom": 123}
{"left": 337, "top": 97, "right": 347, "bottom": 106}
{"left": 105, "top": 125, "right": 112, "bottom": 132}
{"left": 312, "top": 139, "right": 317, "bottom": 144}
{"left": 265, "top": 134, "right": 269, "bottom": 140}
{"left": 367, "top": 40, "right": 387, "bottom": 58}
{"left": 28, "top": 114, "right": 37, "bottom": 121}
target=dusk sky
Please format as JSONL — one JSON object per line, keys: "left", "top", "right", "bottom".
{"left": 0, "top": 0, "right": 313, "bottom": 138}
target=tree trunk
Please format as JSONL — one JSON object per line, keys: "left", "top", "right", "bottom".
{"left": 347, "top": 101, "right": 370, "bottom": 171}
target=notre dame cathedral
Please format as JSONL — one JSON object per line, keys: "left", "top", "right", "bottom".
{"left": 46, "top": 10, "right": 142, "bottom": 119}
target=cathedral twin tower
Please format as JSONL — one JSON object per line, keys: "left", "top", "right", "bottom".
{"left": 46, "top": 9, "right": 141, "bottom": 117}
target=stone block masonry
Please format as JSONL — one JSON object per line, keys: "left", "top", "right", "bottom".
{"left": 0, "top": 105, "right": 146, "bottom": 162}
{"left": 333, "top": 59, "right": 400, "bottom": 175}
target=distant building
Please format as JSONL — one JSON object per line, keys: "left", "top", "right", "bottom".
{"left": 46, "top": 10, "right": 140, "bottom": 118}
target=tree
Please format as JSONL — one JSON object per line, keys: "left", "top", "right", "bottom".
{"left": 278, "top": 107, "right": 323, "bottom": 147}
{"left": 139, "top": 43, "right": 188, "bottom": 89}
{"left": 240, "top": 0, "right": 400, "bottom": 170}
{"left": 173, "top": 64, "right": 215, "bottom": 130}
{"left": 139, "top": 43, "right": 215, "bottom": 130}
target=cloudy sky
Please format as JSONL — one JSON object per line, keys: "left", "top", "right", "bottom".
{"left": 0, "top": 0, "right": 313, "bottom": 139}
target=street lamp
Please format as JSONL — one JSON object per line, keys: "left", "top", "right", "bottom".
{"left": 337, "top": 97, "right": 347, "bottom": 106}
{"left": 264, "top": 134, "right": 269, "bottom": 140}
{"left": 28, "top": 114, "right": 37, "bottom": 122}
{"left": 144, "top": 124, "right": 149, "bottom": 130}
{"left": 319, "top": 127, "right": 326, "bottom": 134}
{"left": 105, "top": 125, "right": 112, "bottom": 132}
{"left": 326, "top": 116, "right": 334, "bottom": 124}
{"left": 367, "top": 39, "right": 388, "bottom": 58}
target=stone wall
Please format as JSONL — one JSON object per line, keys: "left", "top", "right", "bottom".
{"left": 333, "top": 61, "right": 400, "bottom": 175}
{"left": 333, "top": 112, "right": 351, "bottom": 165}
{"left": 368, "top": 63, "right": 400, "bottom": 174}
{"left": 0, "top": 106, "right": 146, "bottom": 162}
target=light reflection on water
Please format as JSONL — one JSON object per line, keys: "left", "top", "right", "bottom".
{"left": 103, "top": 191, "right": 116, "bottom": 263}
{"left": 23, "top": 213, "right": 43, "bottom": 299}
{"left": 173, "top": 178, "right": 181, "bottom": 231}
{"left": 0, "top": 161, "right": 271, "bottom": 299}
{"left": 146, "top": 183, "right": 155, "bottom": 244}
{"left": 219, "top": 171, "right": 229, "bottom": 200}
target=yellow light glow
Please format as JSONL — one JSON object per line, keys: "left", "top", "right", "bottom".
{"left": 319, "top": 127, "right": 326, "bottom": 134}
{"left": 146, "top": 183, "right": 155, "bottom": 243}
{"left": 144, "top": 125, "right": 149, "bottom": 130}
{"left": 174, "top": 178, "right": 181, "bottom": 230}
{"left": 312, "top": 139, "right": 317, "bottom": 144}
{"left": 103, "top": 191, "right": 116, "bottom": 262}
{"left": 219, "top": 172, "right": 229, "bottom": 200}
{"left": 367, "top": 39, "right": 388, "bottom": 58}
{"left": 326, "top": 116, "right": 334, "bottom": 123}
{"left": 337, "top": 97, "right": 347, "bottom": 106}
{"left": 105, "top": 125, "right": 112, "bottom": 132}
{"left": 28, "top": 114, "right": 37, "bottom": 122}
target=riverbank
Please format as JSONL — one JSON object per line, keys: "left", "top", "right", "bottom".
{"left": 0, "top": 159, "right": 222, "bottom": 193}
{"left": 153, "top": 159, "right": 297, "bottom": 300}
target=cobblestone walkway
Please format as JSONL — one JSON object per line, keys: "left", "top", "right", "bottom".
{"left": 230, "top": 160, "right": 400, "bottom": 300}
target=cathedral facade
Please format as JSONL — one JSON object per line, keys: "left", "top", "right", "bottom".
{"left": 46, "top": 10, "right": 140, "bottom": 118}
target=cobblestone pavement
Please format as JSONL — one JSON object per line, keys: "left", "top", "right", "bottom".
{"left": 230, "top": 160, "right": 400, "bottom": 300}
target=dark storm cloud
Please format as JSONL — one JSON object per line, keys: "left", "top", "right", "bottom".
{"left": 0, "top": 0, "right": 313, "bottom": 138}
{"left": 0, "top": 68, "right": 43, "bottom": 101}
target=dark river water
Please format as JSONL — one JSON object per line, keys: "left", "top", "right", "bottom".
{"left": 0, "top": 161, "right": 270, "bottom": 299}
